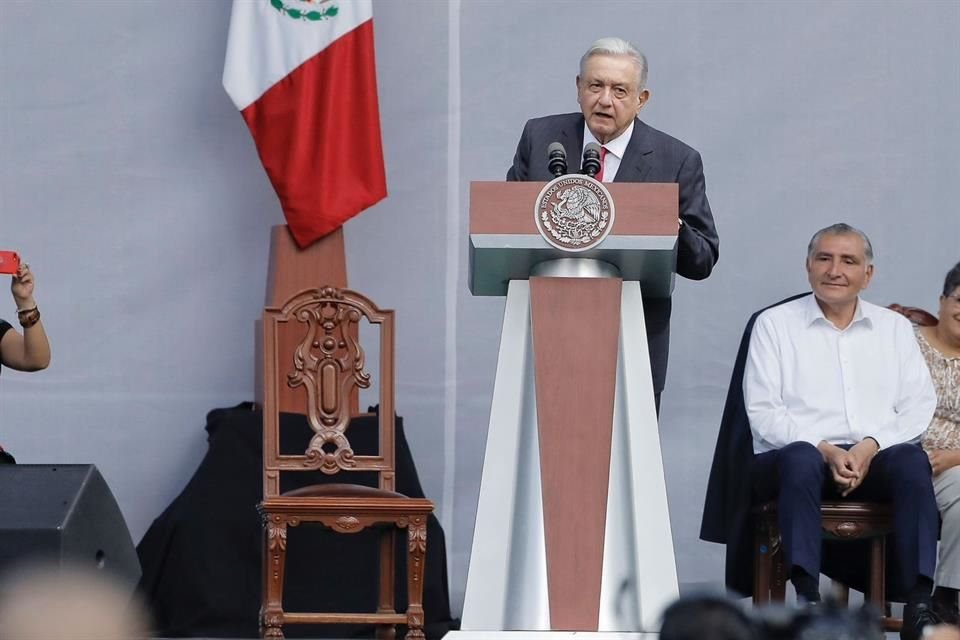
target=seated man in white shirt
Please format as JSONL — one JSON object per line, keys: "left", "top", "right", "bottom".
{"left": 744, "top": 223, "right": 939, "bottom": 640}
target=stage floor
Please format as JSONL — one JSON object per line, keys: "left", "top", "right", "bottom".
{"left": 161, "top": 637, "right": 662, "bottom": 640}
{"left": 160, "top": 634, "right": 918, "bottom": 639}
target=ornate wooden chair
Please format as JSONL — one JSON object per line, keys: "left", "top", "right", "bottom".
{"left": 752, "top": 303, "right": 938, "bottom": 632}
{"left": 258, "top": 286, "right": 434, "bottom": 640}
{"left": 753, "top": 501, "right": 899, "bottom": 630}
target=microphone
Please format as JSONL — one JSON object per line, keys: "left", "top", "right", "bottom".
{"left": 581, "top": 142, "right": 601, "bottom": 178}
{"left": 547, "top": 142, "right": 567, "bottom": 177}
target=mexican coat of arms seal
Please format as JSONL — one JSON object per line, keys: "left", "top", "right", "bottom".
{"left": 534, "top": 175, "right": 615, "bottom": 252}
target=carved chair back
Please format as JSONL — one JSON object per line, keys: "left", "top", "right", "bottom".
{"left": 888, "top": 303, "right": 938, "bottom": 327}
{"left": 261, "top": 286, "right": 395, "bottom": 499}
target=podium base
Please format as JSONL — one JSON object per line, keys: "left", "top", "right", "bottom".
{"left": 461, "top": 279, "right": 678, "bottom": 633}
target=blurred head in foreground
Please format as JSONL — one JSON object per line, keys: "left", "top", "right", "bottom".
{"left": 0, "top": 562, "right": 150, "bottom": 640}
{"left": 660, "top": 594, "right": 756, "bottom": 640}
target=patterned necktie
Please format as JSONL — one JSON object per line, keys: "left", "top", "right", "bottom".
{"left": 596, "top": 146, "right": 608, "bottom": 182}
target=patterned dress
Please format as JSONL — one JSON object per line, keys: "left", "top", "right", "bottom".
{"left": 917, "top": 326, "right": 960, "bottom": 588}
{"left": 918, "top": 327, "right": 960, "bottom": 451}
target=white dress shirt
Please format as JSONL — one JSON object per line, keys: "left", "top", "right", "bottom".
{"left": 582, "top": 121, "right": 634, "bottom": 183}
{"left": 744, "top": 294, "right": 937, "bottom": 454}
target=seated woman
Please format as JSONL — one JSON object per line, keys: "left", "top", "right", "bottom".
{"left": 918, "top": 262, "right": 960, "bottom": 622}
{"left": 1, "top": 260, "right": 51, "bottom": 462}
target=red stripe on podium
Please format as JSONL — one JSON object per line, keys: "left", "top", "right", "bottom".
{"left": 530, "top": 276, "right": 622, "bottom": 631}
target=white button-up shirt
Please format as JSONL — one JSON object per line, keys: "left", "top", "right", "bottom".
{"left": 744, "top": 294, "right": 936, "bottom": 454}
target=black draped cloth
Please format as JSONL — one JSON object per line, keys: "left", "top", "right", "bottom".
{"left": 136, "top": 403, "right": 457, "bottom": 638}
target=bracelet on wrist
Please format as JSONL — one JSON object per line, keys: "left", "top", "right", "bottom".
{"left": 17, "top": 306, "right": 40, "bottom": 328}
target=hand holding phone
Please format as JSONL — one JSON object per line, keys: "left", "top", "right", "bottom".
{"left": 0, "top": 251, "right": 20, "bottom": 276}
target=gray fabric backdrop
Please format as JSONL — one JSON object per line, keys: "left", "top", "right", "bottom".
{"left": 0, "top": 0, "right": 956, "bottom": 614}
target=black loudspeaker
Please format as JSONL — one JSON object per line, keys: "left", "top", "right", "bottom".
{"left": 0, "top": 464, "right": 141, "bottom": 591}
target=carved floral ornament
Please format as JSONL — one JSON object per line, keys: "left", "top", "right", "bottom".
{"left": 280, "top": 287, "right": 377, "bottom": 474}
{"left": 832, "top": 521, "right": 865, "bottom": 538}
{"left": 265, "top": 519, "right": 288, "bottom": 552}
{"left": 262, "top": 610, "right": 285, "bottom": 639}
{"left": 333, "top": 516, "right": 362, "bottom": 532}
{"left": 408, "top": 519, "right": 427, "bottom": 554}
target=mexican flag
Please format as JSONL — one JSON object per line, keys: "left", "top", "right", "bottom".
{"left": 223, "top": 0, "right": 387, "bottom": 248}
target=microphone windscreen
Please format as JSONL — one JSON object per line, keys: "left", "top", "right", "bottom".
{"left": 547, "top": 141, "right": 568, "bottom": 177}
{"left": 581, "top": 141, "right": 602, "bottom": 177}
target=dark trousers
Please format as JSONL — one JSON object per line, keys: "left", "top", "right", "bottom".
{"left": 752, "top": 441, "right": 938, "bottom": 590}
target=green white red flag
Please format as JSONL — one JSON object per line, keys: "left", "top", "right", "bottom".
{"left": 223, "top": 0, "right": 387, "bottom": 247}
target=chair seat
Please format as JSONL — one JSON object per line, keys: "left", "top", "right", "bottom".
{"left": 757, "top": 500, "right": 894, "bottom": 539}
{"left": 283, "top": 483, "right": 406, "bottom": 499}
{"left": 259, "top": 493, "right": 434, "bottom": 528}
{"left": 819, "top": 501, "right": 893, "bottom": 540}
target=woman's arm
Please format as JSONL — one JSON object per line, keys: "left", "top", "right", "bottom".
{"left": 0, "top": 262, "right": 50, "bottom": 371}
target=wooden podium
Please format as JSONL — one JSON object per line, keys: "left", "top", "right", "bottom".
{"left": 454, "top": 181, "right": 680, "bottom": 639}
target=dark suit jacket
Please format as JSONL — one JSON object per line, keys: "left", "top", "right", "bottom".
{"left": 506, "top": 112, "right": 719, "bottom": 391}
{"left": 699, "top": 293, "right": 809, "bottom": 595}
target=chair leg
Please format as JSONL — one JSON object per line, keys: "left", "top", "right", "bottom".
{"left": 261, "top": 514, "right": 289, "bottom": 640}
{"left": 868, "top": 536, "right": 885, "bottom": 609}
{"left": 404, "top": 515, "right": 428, "bottom": 640}
{"left": 754, "top": 520, "right": 772, "bottom": 605}
{"left": 376, "top": 528, "right": 397, "bottom": 640}
{"left": 771, "top": 544, "right": 787, "bottom": 601}
{"left": 872, "top": 537, "right": 903, "bottom": 632}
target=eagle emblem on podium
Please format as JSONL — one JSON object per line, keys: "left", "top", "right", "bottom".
{"left": 534, "top": 175, "right": 615, "bottom": 251}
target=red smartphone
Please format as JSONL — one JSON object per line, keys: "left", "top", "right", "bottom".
{"left": 0, "top": 251, "right": 21, "bottom": 275}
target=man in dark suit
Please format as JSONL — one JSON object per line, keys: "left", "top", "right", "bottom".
{"left": 507, "top": 37, "right": 719, "bottom": 402}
